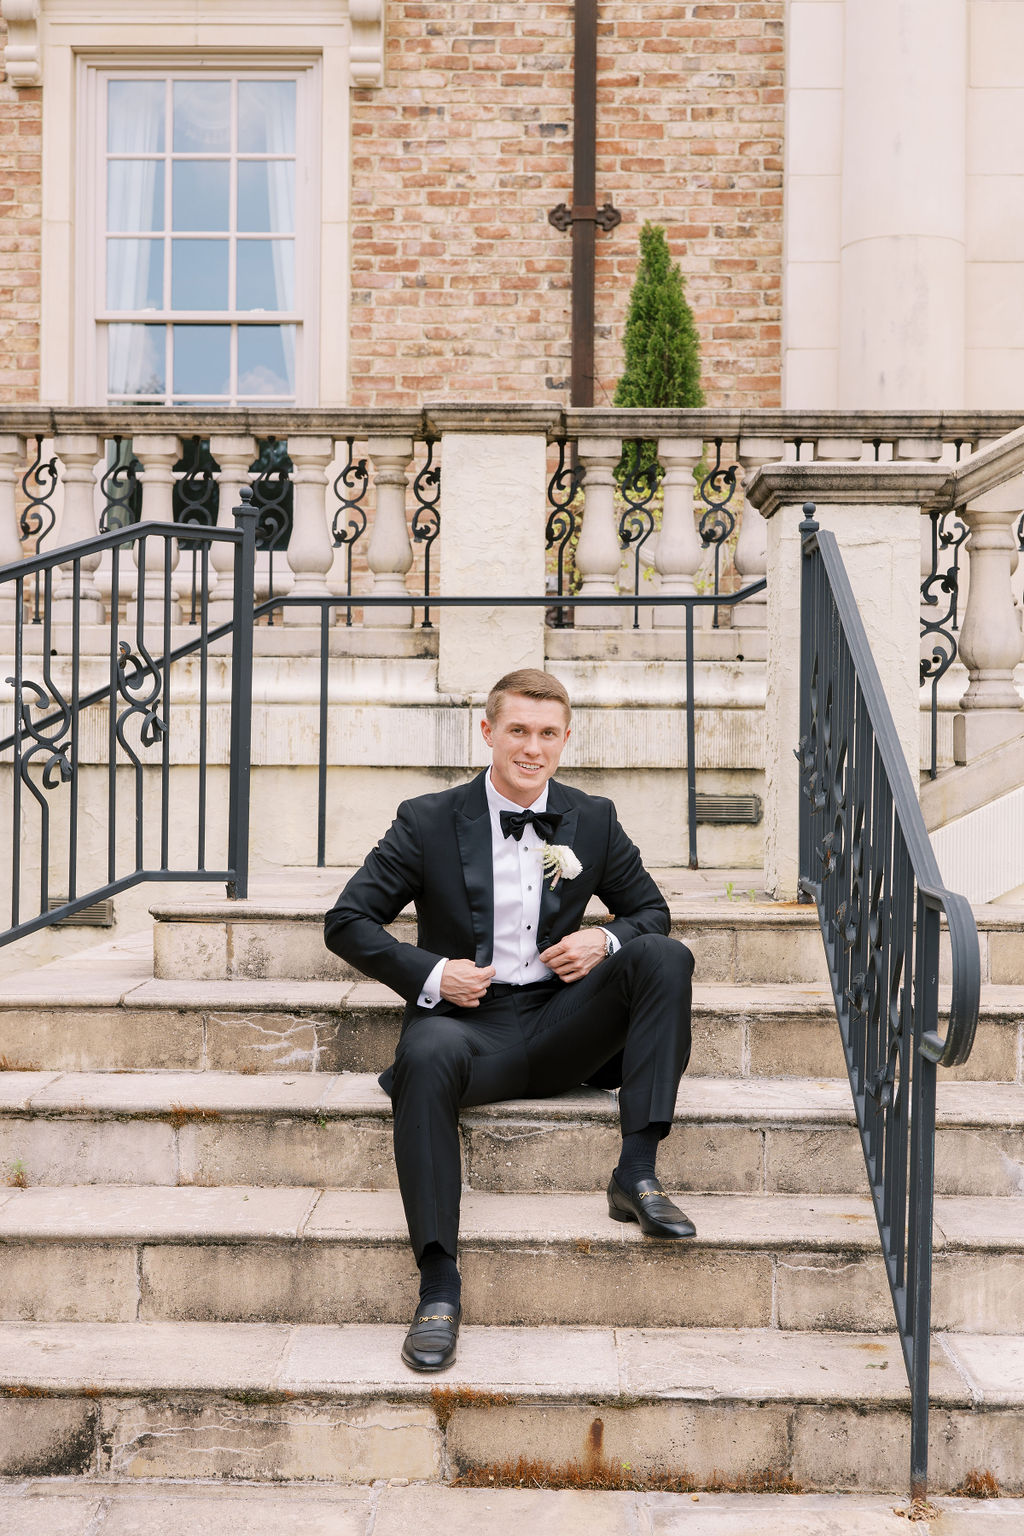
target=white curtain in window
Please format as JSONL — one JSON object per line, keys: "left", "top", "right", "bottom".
{"left": 107, "top": 84, "right": 165, "bottom": 396}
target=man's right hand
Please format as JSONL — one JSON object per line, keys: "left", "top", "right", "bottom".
{"left": 440, "top": 959, "right": 496, "bottom": 1007}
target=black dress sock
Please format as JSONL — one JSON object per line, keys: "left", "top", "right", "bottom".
{"left": 614, "top": 1121, "right": 670, "bottom": 1186}
{"left": 417, "top": 1242, "right": 461, "bottom": 1310}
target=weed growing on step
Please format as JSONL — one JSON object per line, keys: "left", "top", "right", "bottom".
{"left": 2, "top": 1385, "right": 50, "bottom": 1398}
{"left": 953, "top": 1468, "right": 1000, "bottom": 1498}
{"left": 225, "top": 1390, "right": 297, "bottom": 1406}
{"left": 5, "top": 1159, "right": 27, "bottom": 1188}
{"left": 430, "top": 1386, "right": 512, "bottom": 1431}
{"left": 896, "top": 1499, "right": 942, "bottom": 1522}
{"left": 453, "top": 1457, "right": 802, "bottom": 1494}
{"left": 0, "top": 1056, "right": 39, "bottom": 1072}
{"left": 166, "top": 1104, "right": 223, "bottom": 1128}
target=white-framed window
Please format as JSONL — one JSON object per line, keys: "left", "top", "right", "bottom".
{"left": 79, "top": 63, "right": 320, "bottom": 405}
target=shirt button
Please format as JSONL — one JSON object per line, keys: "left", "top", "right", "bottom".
{"left": 527, "top": 925, "right": 531, "bottom": 930}
{"left": 527, "top": 885, "right": 533, "bottom": 891}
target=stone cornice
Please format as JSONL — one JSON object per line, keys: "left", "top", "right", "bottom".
{"left": 423, "top": 402, "right": 561, "bottom": 436}
{"left": 745, "top": 462, "right": 955, "bottom": 517}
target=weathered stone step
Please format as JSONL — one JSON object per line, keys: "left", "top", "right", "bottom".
{"left": 0, "top": 1320, "right": 1021, "bottom": 1494}
{"left": 2, "top": 1072, "right": 1022, "bottom": 1199}
{"left": 3, "top": 967, "right": 1021, "bottom": 1082}
{"left": 0, "top": 1186, "right": 1020, "bottom": 1333}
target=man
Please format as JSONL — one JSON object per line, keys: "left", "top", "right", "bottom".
{"left": 324, "top": 668, "right": 694, "bottom": 1372}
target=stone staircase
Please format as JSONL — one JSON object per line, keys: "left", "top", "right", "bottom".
{"left": 0, "top": 869, "right": 1022, "bottom": 1497}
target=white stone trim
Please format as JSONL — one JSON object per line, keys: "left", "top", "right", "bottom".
{"left": 349, "top": 0, "right": 385, "bottom": 88}
{"left": 0, "top": 0, "right": 42, "bottom": 88}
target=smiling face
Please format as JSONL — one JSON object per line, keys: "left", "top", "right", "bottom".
{"left": 480, "top": 692, "right": 571, "bottom": 807}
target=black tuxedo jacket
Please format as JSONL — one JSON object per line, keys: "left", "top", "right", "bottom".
{"left": 323, "top": 770, "right": 670, "bottom": 1016}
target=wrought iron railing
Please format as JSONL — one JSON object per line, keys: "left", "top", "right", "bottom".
{"left": 797, "top": 504, "right": 980, "bottom": 1498}
{"left": 0, "top": 498, "right": 766, "bottom": 947}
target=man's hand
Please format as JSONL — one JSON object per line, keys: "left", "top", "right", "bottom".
{"left": 540, "top": 929, "right": 607, "bottom": 984}
{"left": 440, "top": 959, "right": 496, "bottom": 1007}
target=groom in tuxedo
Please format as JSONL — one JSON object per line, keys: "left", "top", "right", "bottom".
{"left": 324, "top": 668, "right": 695, "bottom": 1372}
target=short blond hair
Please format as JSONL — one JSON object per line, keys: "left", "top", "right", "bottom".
{"left": 485, "top": 669, "right": 571, "bottom": 725}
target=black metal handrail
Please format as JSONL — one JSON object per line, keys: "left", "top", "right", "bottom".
{"left": 797, "top": 503, "right": 980, "bottom": 1499}
{"left": 1, "top": 501, "right": 766, "bottom": 948}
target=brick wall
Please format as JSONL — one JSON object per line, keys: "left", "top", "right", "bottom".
{"left": 349, "top": 1, "right": 784, "bottom": 410}
{"left": 0, "top": 26, "right": 41, "bottom": 402}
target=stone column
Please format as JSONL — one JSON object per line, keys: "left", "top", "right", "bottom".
{"left": 283, "top": 435, "right": 335, "bottom": 624}
{"left": 733, "top": 436, "right": 784, "bottom": 632}
{"left": 208, "top": 435, "right": 257, "bottom": 626}
{"left": 435, "top": 421, "right": 548, "bottom": 696}
{"left": 574, "top": 436, "right": 623, "bottom": 627}
{"left": 129, "top": 435, "right": 181, "bottom": 626}
{"left": 652, "top": 436, "right": 703, "bottom": 628}
{"left": 364, "top": 436, "right": 415, "bottom": 628}
{"left": 746, "top": 461, "right": 952, "bottom": 899}
{"left": 954, "top": 478, "right": 1024, "bottom": 762}
{"left": 51, "top": 434, "right": 104, "bottom": 625}
{"left": 839, "top": 0, "right": 967, "bottom": 407}
{"left": 0, "top": 435, "right": 26, "bottom": 624}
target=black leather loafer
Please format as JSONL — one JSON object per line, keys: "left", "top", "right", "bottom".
{"left": 401, "top": 1301, "right": 461, "bottom": 1372}
{"left": 607, "top": 1174, "right": 697, "bottom": 1239}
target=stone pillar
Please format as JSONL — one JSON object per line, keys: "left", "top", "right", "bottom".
{"left": 746, "top": 462, "right": 951, "bottom": 899}
{"left": 652, "top": 436, "right": 703, "bottom": 628}
{"left": 283, "top": 435, "right": 335, "bottom": 624}
{"left": 574, "top": 436, "right": 623, "bottom": 627}
{"left": 208, "top": 435, "right": 257, "bottom": 626}
{"left": 51, "top": 435, "right": 104, "bottom": 625}
{"left": 838, "top": 0, "right": 967, "bottom": 407}
{"left": 954, "top": 478, "right": 1024, "bottom": 762}
{"left": 733, "top": 436, "right": 784, "bottom": 631}
{"left": 436, "top": 427, "right": 547, "bottom": 696}
{"left": 364, "top": 436, "right": 414, "bottom": 628}
{"left": 129, "top": 435, "right": 182, "bottom": 625}
{"left": 0, "top": 435, "right": 26, "bottom": 624}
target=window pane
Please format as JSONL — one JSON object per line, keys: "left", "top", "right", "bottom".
{"left": 172, "top": 161, "right": 230, "bottom": 231}
{"left": 109, "top": 81, "right": 165, "bottom": 154}
{"left": 238, "top": 325, "right": 295, "bottom": 396}
{"left": 172, "top": 239, "right": 229, "bottom": 310}
{"left": 237, "top": 81, "right": 296, "bottom": 153}
{"left": 237, "top": 240, "right": 294, "bottom": 311}
{"left": 108, "top": 161, "right": 164, "bottom": 232}
{"left": 237, "top": 161, "right": 294, "bottom": 233}
{"left": 107, "top": 239, "right": 163, "bottom": 310}
{"left": 173, "top": 80, "right": 230, "bottom": 152}
{"left": 108, "top": 324, "right": 165, "bottom": 396}
{"left": 172, "top": 325, "right": 231, "bottom": 396}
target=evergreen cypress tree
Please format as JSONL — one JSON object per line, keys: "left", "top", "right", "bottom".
{"left": 614, "top": 223, "right": 704, "bottom": 478}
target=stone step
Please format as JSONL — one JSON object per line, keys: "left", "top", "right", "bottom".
{"left": 3, "top": 959, "right": 1021, "bottom": 1082}
{"left": 3, "top": 1486, "right": 1022, "bottom": 1536}
{"left": 0, "top": 1185, "right": 1020, "bottom": 1333}
{"left": 0, "top": 1319, "right": 1020, "bottom": 1494}
{"left": 2, "top": 1072, "right": 1022, "bottom": 1199}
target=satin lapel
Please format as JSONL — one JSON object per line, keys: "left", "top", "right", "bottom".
{"left": 537, "top": 798, "right": 579, "bottom": 950}
{"left": 455, "top": 773, "right": 494, "bottom": 966}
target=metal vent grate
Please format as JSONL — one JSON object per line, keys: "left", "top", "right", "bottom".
{"left": 46, "top": 898, "right": 115, "bottom": 929}
{"left": 694, "top": 793, "right": 763, "bottom": 826}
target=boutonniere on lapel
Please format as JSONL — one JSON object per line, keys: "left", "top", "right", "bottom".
{"left": 540, "top": 843, "right": 582, "bottom": 889}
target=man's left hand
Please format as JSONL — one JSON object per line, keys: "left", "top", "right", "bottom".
{"left": 539, "top": 928, "right": 607, "bottom": 983}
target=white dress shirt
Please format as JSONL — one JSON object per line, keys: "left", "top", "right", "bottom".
{"left": 417, "top": 771, "right": 618, "bottom": 1008}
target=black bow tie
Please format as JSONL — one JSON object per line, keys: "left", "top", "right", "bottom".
{"left": 499, "top": 808, "right": 562, "bottom": 843}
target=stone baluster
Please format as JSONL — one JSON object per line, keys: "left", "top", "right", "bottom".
{"left": 574, "top": 436, "right": 623, "bottom": 627}
{"left": 652, "top": 436, "right": 703, "bottom": 629}
{"left": 51, "top": 434, "right": 104, "bottom": 626}
{"left": 129, "top": 435, "right": 181, "bottom": 626}
{"left": 734, "top": 436, "right": 785, "bottom": 634}
{"left": 365, "top": 436, "right": 414, "bottom": 628}
{"left": 282, "top": 435, "right": 335, "bottom": 624}
{"left": 812, "top": 437, "right": 865, "bottom": 465}
{"left": 0, "top": 435, "right": 26, "bottom": 624}
{"left": 208, "top": 435, "right": 257, "bottom": 626}
{"left": 954, "top": 477, "right": 1024, "bottom": 763}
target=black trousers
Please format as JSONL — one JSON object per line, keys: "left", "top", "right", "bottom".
{"left": 389, "top": 933, "right": 694, "bottom": 1261}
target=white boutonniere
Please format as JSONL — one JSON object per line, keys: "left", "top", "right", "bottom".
{"left": 540, "top": 843, "right": 582, "bottom": 888}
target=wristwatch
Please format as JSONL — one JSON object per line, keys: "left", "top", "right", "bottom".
{"left": 603, "top": 929, "right": 614, "bottom": 958}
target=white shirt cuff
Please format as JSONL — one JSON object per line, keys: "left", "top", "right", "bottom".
{"left": 418, "top": 957, "right": 448, "bottom": 1009}
{"left": 599, "top": 927, "right": 620, "bottom": 956}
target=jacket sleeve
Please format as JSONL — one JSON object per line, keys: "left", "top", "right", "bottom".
{"left": 594, "top": 803, "right": 670, "bottom": 945}
{"left": 323, "top": 800, "right": 446, "bottom": 1001}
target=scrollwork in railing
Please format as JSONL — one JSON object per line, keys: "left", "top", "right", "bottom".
{"left": 411, "top": 437, "right": 441, "bottom": 628}
{"left": 114, "top": 638, "right": 166, "bottom": 759}
{"left": 175, "top": 437, "right": 220, "bottom": 625}
{"left": 99, "top": 438, "right": 142, "bottom": 532}
{"left": 617, "top": 438, "right": 662, "bottom": 630}
{"left": 331, "top": 437, "right": 370, "bottom": 627}
{"left": 920, "top": 508, "right": 969, "bottom": 778}
{"left": 698, "top": 437, "right": 738, "bottom": 627}
{"left": 4, "top": 674, "right": 73, "bottom": 792}
{"left": 251, "top": 438, "right": 293, "bottom": 623}
{"left": 19, "top": 436, "right": 59, "bottom": 622}
{"left": 545, "top": 436, "right": 584, "bottom": 628}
